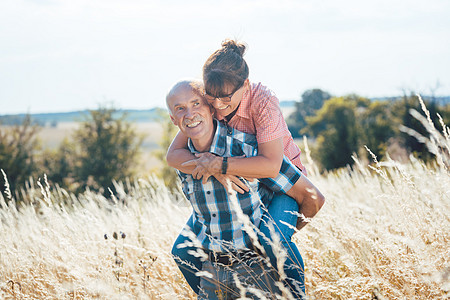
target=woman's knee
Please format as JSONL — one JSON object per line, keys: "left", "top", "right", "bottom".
{"left": 269, "top": 193, "right": 299, "bottom": 215}
{"left": 267, "top": 194, "right": 299, "bottom": 231}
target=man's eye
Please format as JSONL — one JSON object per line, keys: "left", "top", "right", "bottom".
{"left": 194, "top": 101, "right": 200, "bottom": 106}
{"left": 176, "top": 107, "right": 184, "bottom": 111}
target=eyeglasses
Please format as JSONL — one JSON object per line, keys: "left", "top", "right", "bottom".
{"left": 204, "top": 82, "right": 244, "bottom": 103}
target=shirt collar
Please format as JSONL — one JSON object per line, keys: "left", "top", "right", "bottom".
{"left": 187, "top": 119, "right": 228, "bottom": 156}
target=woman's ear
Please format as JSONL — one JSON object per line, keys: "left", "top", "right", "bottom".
{"left": 243, "top": 79, "right": 250, "bottom": 92}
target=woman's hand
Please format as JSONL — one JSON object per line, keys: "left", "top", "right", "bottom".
{"left": 181, "top": 152, "right": 250, "bottom": 194}
{"left": 213, "top": 174, "right": 250, "bottom": 194}
{"left": 181, "top": 152, "right": 222, "bottom": 181}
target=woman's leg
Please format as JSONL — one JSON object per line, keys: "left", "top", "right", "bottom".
{"left": 171, "top": 214, "right": 202, "bottom": 294}
{"left": 259, "top": 193, "right": 305, "bottom": 298}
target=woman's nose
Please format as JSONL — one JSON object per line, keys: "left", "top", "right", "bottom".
{"left": 211, "top": 99, "right": 222, "bottom": 108}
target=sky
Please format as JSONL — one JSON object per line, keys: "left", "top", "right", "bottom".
{"left": 1, "top": 0, "right": 450, "bottom": 114}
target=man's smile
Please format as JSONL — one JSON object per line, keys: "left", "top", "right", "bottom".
{"left": 186, "top": 121, "right": 201, "bottom": 128}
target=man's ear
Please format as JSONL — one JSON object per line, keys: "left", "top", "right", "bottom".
{"left": 169, "top": 114, "right": 177, "bottom": 125}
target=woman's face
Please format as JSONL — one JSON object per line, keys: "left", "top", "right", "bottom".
{"left": 207, "top": 79, "right": 249, "bottom": 118}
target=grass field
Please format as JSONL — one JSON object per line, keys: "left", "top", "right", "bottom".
{"left": 0, "top": 152, "right": 448, "bottom": 299}
{"left": 0, "top": 102, "right": 448, "bottom": 299}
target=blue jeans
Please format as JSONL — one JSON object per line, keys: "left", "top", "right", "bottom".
{"left": 259, "top": 193, "right": 305, "bottom": 298}
{"left": 198, "top": 255, "right": 280, "bottom": 299}
{"left": 171, "top": 214, "right": 201, "bottom": 294}
{"left": 171, "top": 193, "right": 304, "bottom": 297}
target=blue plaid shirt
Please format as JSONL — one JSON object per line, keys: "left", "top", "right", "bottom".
{"left": 177, "top": 120, "right": 302, "bottom": 252}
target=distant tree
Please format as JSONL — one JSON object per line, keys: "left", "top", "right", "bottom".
{"left": 305, "top": 95, "right": 369, "bottom": 170}
{"left": 390, "top": 93, "right": 449, "bottom": 162}
{"left": 287, "top": 89, "right": 332, "bottom": 138}
{"left": 71, "top": 106, "right": 144, "bottom": 194}
{"left": 152, "top": 110, "right": 180, "bottom": 191}
{"left": 0, "top": 114, "right": 41, "bottom": 195}
{"left": 40, "top": 138, "right": 76, "bottom": 189}
{"left": 359, "top": 100, "right": 396, "bottom": 159}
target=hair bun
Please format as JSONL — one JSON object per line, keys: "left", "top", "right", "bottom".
{"left": 221, "top": 39, "right": 246, "bottom": 57}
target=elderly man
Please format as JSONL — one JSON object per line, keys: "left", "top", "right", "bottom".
{"left": 166, "top": 79, "right": 324, "bottom": 299}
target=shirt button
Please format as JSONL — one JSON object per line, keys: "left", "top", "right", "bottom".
{"left": 212, "top": 213, "right": 216, "bottom": 217}
{"left": 214, "top": 237, "right": 218, "bottom": 239}
{"left": 206, "top": 191, "right": 211, "bottom": 195}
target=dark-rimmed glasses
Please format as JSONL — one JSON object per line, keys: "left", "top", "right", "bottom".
{"left": 204, "top": 81, "right": 244, "bottom": 103}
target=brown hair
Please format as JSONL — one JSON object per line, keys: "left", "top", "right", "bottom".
{"left": 202, "top": 39, "right": 249, "bottom": 97}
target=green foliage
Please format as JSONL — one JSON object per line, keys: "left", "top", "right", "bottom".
{"left": 305, "top": 96, "right": 367, "bottom": 170}
{"left": 0, "top": 115, "right": 41, "bottom": 194}
{"left": 389, "top": 94, "right": 447, "bottom": 162}
{"left": 41, "top": 138, "right": 76, "bottom": 189}
{"left": 302, "top": 93, "right": 449, "bottom": 171}
{"left": 70, "top": 107, "right": 144, "bottom": 193}
{"left": 287, "top": 89, "right": 332, "bottom": 138}
{"left": 359, "top": 100, "right": 396, "bottom": 159}
{"left": 152, "top": 111, "right": 180, "bottom": 191}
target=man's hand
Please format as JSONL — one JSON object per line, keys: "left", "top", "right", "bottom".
{"left": 181, "top": 152, "right": 222, "bottom": 181}
{"left": 213, "top": 174, "right": 250, "bottom": 194}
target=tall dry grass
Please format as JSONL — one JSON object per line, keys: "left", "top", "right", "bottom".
{"left": 0, "top": 98, "right": 448, "bottom": 299}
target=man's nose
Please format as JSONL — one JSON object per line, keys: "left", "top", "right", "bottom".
{"left": 185, "top": 107, "right": 195, "bottom": 118}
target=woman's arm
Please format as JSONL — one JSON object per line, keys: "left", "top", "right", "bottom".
{"left": 184, "top": 137, "right": 284, "bottom": 181}
{"left": 227, "top": 137, "right": 284, "bottom": 178}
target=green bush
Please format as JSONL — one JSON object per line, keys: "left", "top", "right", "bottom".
{"left": 0, "top": 115, "right": 41, "bottom": 196}
{"left": 70, "top": 107, "right": 145, "bottom": 194}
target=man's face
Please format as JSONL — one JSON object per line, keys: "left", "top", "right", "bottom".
{"left": 168, "top": 87, "right": 215, "bottom": 146}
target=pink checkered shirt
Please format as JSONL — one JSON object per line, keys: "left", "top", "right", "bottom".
{"left": 215, "top": 82, "right": 305, "bottom": 172}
